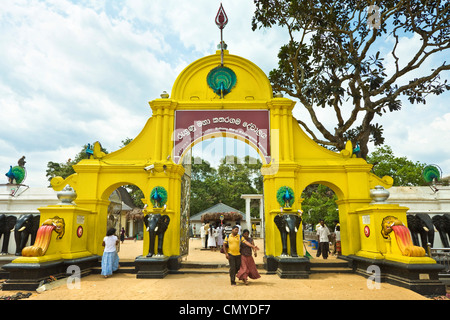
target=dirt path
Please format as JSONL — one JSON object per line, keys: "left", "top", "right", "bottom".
{"left": 0, "top": 238, "right": 438, "bottom": 300}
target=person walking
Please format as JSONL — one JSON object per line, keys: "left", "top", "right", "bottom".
{"left": 101, "top": 228, "right": 120, "bottom": 278}
{"left": 316, "top": 219, "right": 331, "bottom": 259}
{"left": 236, "top": 229, "right": 261, "bottom": 285}
{"left": 120, "top": 227, "right": 126, "bottom": 244}
{"left": 200, "top": 223, "right": 206, "bottom": 248}
{"left": 208, "top": 223, "right": 217, "bottom": 251}
{"left": 216, "top": 223, "right": 224, "bottom": 249}
{"left": 223, "top": 225, "right": 259, "bottom": 286}
{"left": 204, "top": 221, "right": 210, "bottom": 249}
{"left": 334, "top": 221, "right": 341, "bottom": 256}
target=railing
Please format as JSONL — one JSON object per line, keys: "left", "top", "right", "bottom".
{"left": 429, "top": 246, "right": 450, "bottom": 274}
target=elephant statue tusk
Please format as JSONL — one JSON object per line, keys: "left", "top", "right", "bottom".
{"left": 18, "top": 226, "right": 26, "bottom": 232}
{"left": 146, "top": 227, "right": 149, "bottom": 231}
{"left": 285, "top": 226, "right": 289, "bottom": 233}
{"left": 423, "top": 226, "right": 429, "bottom": 232}
{"left": 155, "top": 226, "right": 159, "bottom": 232}
{"left": 295, "top": 227, "right": 298, "bottom": 233}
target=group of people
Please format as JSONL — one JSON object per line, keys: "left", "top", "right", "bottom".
{"left": 200, "top": 221, "right": 238, "bottom": 251}
{"left": 200, "top": 222, "right": 261, "bottom": 285}
{"left": 222, "top": 225, "right": 260, "bottom": 286}
{"left": 100, "top": 219, "right": 341, "bottom": 282}
{"left": 315, "top": 219, "right": 341, "bottom": 259}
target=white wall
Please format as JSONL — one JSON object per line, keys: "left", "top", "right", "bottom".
{"left": 387, "top": 186, "right": 450, "bottom": 248}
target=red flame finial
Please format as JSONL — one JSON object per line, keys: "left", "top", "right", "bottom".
{"left": 215, "top": 3, "right": 228, "bottom": 30}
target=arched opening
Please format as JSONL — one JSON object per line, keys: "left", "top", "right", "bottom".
{"left": 301, "top": 183, "right": 342, "bottom": 262}
{"left": 179, "top": 137, "right": 264, "bottom": 264}
{"left": 101, "top": 183, "right": 146, "bottom": 262}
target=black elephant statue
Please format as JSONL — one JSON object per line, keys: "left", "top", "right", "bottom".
{"left": 0, "top": 215, "right": 17, "bottom": 255}
{"left": 432, "top": 214, "right": 450, "bottom": 248}
{"left": 144, "top": 214, "right": 170, "bottom": 257}
{"left": 14, "top": 214, "right": 40, "bottom": 256}
{"left": 406, "top": 213, "right": 435, "bottom": 250}
{"left": 274, "top": 214, "right": 302, "bottom": 257}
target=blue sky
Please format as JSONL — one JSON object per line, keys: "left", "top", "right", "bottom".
{"left": 1, "top": 0, "right": 449, "bottom": 187}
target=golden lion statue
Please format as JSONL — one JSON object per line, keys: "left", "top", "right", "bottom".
{"left": 381, "top": 216, "right": 425, "bottom": 257}
{"left": 22, "top": 216, "right": 65, "bottom": 257}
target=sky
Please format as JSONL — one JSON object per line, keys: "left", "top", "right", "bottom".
{"left": 1, "top": 0, "right": 449, "bottom": 188}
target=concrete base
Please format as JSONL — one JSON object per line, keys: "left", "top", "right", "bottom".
{"left": 135, "top": 255, "right": 169, "bottom": 279}
{"left": 348, "top": 255, "right": 446, "bottom": 296}
{"left": 263, "top": 255, "right": 278, "bottom": 274}
{"left": 1, "top": 255, "right": 99, "bottom": 291}
{"left": 275, "top": 256, "right": 310, "bottom": 279}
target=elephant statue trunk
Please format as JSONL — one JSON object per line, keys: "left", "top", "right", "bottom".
{"left": 13, "top": 214, "right": 40, "bottom": 256}
{"left": 0, "top": 214, "right": 17, "bottom": 255}
{"left": 274, "top": 214, "right": 302, "bottom": 257}
{"left": 406, "top": 213, "right": 435, "bottom": 250}
{"left": 432, "top": 214, "right": 450, "bottom": 248}
{"left": 144, "top": 214, "right": 170, "bottom": 257}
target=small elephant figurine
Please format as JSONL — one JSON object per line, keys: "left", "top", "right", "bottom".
{"left": 274, "top": 214, "right": 302, "bottom": 257}
{"left": 144, "top": 214, "right": 170, "bottom": 257}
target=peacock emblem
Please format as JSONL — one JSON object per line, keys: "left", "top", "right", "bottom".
{"left": 150, "top": 186, "right": 168, "bottom": 208}
{"left": 276, "top": 186, "right": 295, "bottom": 208}
{"left": 5, "top": 156, "right": 27, "bottom": 184}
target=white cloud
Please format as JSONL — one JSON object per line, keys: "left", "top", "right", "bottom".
{"left": 0, "top": 0, "right": 449, "bottom": 189}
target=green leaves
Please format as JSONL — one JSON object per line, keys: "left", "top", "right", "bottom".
{"left": 252, "top": 0, "right": 450, "bottom": 158}
{"left": 190, "top": 156, "right": 263, "bottom": 217}
{"left": 366, "top": 145, "right": 427, "bottom": 186}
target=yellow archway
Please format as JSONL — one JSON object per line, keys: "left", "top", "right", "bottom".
{"left": 10, "top": 49, "right": 441, "bottom": 288}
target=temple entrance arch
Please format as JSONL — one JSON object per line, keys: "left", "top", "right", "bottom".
{"left": 26, "top": 48, "right": 395, "bottom": 266}
{"left": 5, "top": 46, "right": 444, "bottom": 295}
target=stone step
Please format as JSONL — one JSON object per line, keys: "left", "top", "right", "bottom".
{"left": 91, "top": 266, "right": 137, "bottom": 275}
{"left": 90, "top": 260, "right": 353, "bottom": 275}
{"left": 309, "top": 260, "right": 353, "bottom": 274}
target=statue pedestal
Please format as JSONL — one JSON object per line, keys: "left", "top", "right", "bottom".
{"left": 135, "top": 255, "right": 169, "bottom": 279}
{"left": 2, "top": 204, "right": 98, "bottom": 291}
{"left": 350, "top": 203, "right": 446, "bottom": 295}
{"left": 275, "top": 256, "right": 310, "bottom": 279}
{"left": 349, "top": 254, "right": 446, "bottom": 296}
{"left": 355, "top": 203, "right": 408, "bottom": 260}
{"left": 2, "top": 255, "right": 98, "bottom": 291}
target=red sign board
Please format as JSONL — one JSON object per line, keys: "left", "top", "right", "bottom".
{"left": 173, "top": 110, "right": 270, "bottom": 164}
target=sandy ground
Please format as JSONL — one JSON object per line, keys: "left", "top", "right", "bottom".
{"left": 1, "top": 238, "right": 442, "bottom": 301}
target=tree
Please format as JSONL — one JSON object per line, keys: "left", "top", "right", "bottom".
{"left": 190, "top": 156, "right": 263, "bottom": 217}
{"left": 45, "top": 140, "right": 145, "bottom": 208}
{"left": 366, "top": 145, "right": 427, "bottom": 186}
{"left": 252, "top": 0, "right": 450, "bottom": 158}
{"left": 301, "top": 184, "right": 338, "bottom": 227}
{"left": 45, "top": 144, "right": 108, "bottom": 182}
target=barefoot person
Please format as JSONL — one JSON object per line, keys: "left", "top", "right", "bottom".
{"left": 223, "top": 225, "right": 259, "bottom": 286}
{"left": 236, "top": 229, "right": 261, "bottom": 285}
{"left": 101, "top": 228, "right": 120, "bottom": 278}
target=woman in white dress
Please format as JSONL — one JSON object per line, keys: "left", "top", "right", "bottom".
{"left": 216, "top": 224, "right": 224, "bottom": 248}
{"left": 207, "top": 224, "right": 217, "bottom": 251}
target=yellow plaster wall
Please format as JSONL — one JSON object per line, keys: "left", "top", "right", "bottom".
{"left": 23, "top": 49, "right": 433, "bottom": 267}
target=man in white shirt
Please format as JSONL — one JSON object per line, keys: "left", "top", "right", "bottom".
{"left": 316, "top": 219, "right": 331, "bottom": 259}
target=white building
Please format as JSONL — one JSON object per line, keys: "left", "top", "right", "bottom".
{"left": 387, "top": 186, "right": 450, "bottom": 248}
